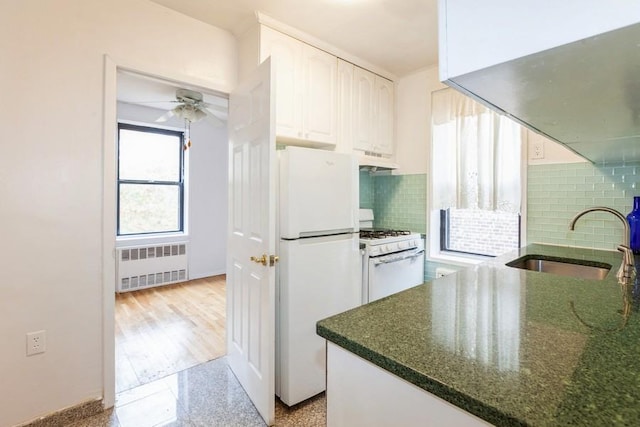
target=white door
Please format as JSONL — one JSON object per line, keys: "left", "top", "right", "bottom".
{"left": 227, "top": 58, "right": 276, "bottom": 426}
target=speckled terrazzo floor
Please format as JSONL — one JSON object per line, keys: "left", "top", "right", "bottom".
{"left": 64, "top": 357, "right": 325, "bottom": 427}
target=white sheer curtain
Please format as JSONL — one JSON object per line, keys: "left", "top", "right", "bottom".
{"left": 431, "top": 88, "right": 523, "bottom": 213}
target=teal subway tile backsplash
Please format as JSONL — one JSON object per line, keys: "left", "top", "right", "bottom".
{"left": 527, "top": 162, "right": 640, "bottom": 251}
{"left": 372, "top": 174, "right": 427, "bottom": 233}
{"left": 359, "top": 171, "right": 375, "bottom": 209}
{"left": 358, "top": 172, "right": 427, "bottom": 233}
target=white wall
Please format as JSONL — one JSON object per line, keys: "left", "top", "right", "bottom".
{"left": 116, "top": 102, "right": 228, "bottom": 279}
{"left": 394, "top": 66, "right": 447, "bottom": 175}
{"left": 0, "top": 1, "right": 236, "bottom": 425}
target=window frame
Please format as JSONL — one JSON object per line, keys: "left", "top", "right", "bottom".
{"left": 116, "top": 123, "right": 185, "bottom": 237}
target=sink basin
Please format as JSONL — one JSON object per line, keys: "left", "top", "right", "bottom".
{"left": 506, "top": 255, "right": 612, "bottom": 280}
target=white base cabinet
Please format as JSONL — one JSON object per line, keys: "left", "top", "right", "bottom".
{"left": 326, "top": 342, "right": 490, "bottom": 427}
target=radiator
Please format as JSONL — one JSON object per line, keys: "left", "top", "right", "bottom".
{"left": 116, "top": 243, "right": 188, "bottom": 292}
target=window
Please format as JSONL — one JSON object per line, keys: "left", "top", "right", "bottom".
{"left": 430, "top": 88, "right": 524, "bottom": 260}
{"left": 117, "top": 123, "right": 185, "bottom": 236}
{"left": 440, "top": 208, "right": 521, "bottom": 257}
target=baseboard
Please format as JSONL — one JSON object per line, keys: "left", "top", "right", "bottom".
{"left": 18, "top": 398, "right": 103, "bottom": 427}
{"left": 190, "top": 269, "right": 226, "bottom": 280}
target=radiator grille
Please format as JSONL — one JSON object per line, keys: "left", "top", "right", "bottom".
{"left": 116, "top": 243, "right": 188, "bottom": 292}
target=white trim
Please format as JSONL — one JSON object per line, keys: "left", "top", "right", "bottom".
{"left": 115, "top": 233, "right": 189, "bottom": 247}
{"left": 101, "top": 55, "right": 117, "bottom": 409}
{"left": 117, "top": 117, "right": 185, "bottom": 133}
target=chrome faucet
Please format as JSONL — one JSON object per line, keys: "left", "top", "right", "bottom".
{"left": 569, "top": 207, "right": 635, "bottom": 285}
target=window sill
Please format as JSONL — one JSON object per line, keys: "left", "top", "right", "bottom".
{"left": 116, "top": 232, "right": 188, "bottom": 248}
{"left": 427, "top": 250, "right": 491, "bottom": 267}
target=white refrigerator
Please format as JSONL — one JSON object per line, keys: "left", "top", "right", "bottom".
{"left": 276, "top": 146, "right": 362, "bottom": 406}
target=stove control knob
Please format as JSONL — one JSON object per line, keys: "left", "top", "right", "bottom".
{"left": 399, "top": 241, "right": 408, "bottom": 250}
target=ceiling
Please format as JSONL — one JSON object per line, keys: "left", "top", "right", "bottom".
{"left": 119, "top": 0, "right": 438, "bottom": 117}
{"left": 148, "top": 0, "right": 439, "bottom": 77}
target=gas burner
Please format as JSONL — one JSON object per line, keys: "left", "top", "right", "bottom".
{"left": 360, "top": 228, "right": 412, "bottom": 239}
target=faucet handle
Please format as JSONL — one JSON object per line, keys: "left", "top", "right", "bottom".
{"left": 616, "top": 244, "right": 636, "bottom": 281}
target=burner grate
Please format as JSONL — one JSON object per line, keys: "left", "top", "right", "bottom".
{"left": 360, "top": 228, "right": 412, "bottom": 239}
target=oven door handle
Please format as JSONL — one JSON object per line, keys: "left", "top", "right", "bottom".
{"left": 372, "top": 249, "right": 425, "bottom": 265}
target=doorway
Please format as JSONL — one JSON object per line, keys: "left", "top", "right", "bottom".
{"left": 113, "top": 69, "right": 230, "bottom": 393}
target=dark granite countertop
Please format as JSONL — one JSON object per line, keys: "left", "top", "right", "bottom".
{"left": 317, "top": 244, "right": 640, "bottom": 426}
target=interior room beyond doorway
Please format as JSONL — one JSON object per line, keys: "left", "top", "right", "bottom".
{"left": 115, "top": 276, "right": 226, "bottom": 393}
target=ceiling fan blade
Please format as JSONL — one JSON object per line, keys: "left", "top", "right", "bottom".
{"left": 201, "top": 102, "right": 227, "bottom": 113}
{"left": 204, "top": 106, "right": 227, "bottom": 124}
{"left": 203, "top": 111, "right": 225, "bottom": 127}
{"left": 155, "top": 109, "right": 175, "bottom": 123}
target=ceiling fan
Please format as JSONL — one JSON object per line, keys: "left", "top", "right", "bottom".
{"left": 154, "top": 88, "right": 226, "bottom": 127}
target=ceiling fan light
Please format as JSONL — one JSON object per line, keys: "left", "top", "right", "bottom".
{"left": 172, "top": 104, "right": 206, "bottom": 123}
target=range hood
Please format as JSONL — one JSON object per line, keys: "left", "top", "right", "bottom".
{"left": 445, "top": 22, "right": 640, "bottom": 164}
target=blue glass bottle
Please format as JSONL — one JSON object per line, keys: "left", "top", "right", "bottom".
{"left": 627, "top": 196, "right": 640, "bottom": 254}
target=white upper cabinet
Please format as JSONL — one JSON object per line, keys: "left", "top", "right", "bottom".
{"left": 374, "top": 76, "right": 394, "bottom": 156}
{"left": 257, "top": 26, "right": 337, "bottom": 147}
{"left": 352, "top": 66, "right": 375, "bottom": 152}
{"left": 336, "top": 59, "right": 354, "bottom": 153}
{"left": 301, "top": 44, "right": 337, "bottom": 145}
{"left": 351, "top": 65, "right": 394, "bottom": 156}
{"left": 259, "top": 27, "right": 301, "bottom": 141}
{"left": 238, "top": 21, "right": 394, "bottom": 160}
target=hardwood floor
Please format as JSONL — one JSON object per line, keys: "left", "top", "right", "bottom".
{"left": 115, "top": 275, "right": 226, "bottom": 393}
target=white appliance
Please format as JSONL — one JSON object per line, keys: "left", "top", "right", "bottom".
{"left": 359, "top": 209, "right": 425, "bottom": 303}
{"left": 276, "top": 146, "right": 361, "bottom": 406}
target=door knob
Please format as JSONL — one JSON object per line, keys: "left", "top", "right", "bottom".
{"left": 250, "top": 254, "right": 267, "bottom": 266}
{"left": 269, "top": 255, "right": 280, "bottom": 266}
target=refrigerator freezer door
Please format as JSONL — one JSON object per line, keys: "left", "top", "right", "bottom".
{"left": 279, "top": 146, "right": 358, "bottom": 239}
{"left": 277, "top": 233, "right": 361, "bottom": 406}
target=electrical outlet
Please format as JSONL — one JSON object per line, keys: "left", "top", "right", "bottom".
{"left": 26, "top": 330, "right": 46, "bottom": 356}
{"left": 531, "top": 140, "right": 545, "bottom": 159}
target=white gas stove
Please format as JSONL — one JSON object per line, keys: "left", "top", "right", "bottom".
{"left": 360, "top": 229, "right": 423, "bottom": 256}
{"left": 359, "top": 210, "right": 425, "bottom": 303}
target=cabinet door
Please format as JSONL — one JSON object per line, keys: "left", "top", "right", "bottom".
{"left": 374, "top": 77, "right": 394, "bottom": 156}
{"left": 302, "top": 44, "right": 337, "bottom": 145}
{"left": 336, "top": 60, "right": 354, "bottom": 153}
{"left": 260, "top": 26, "right": 302, "bottom": 140}
{"left": 352, "top": 67, "right": 375, "bottom": 152}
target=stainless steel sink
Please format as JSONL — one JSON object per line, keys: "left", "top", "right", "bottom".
{"left": 506, "top": 255, "right": 612, "bottom": 280}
